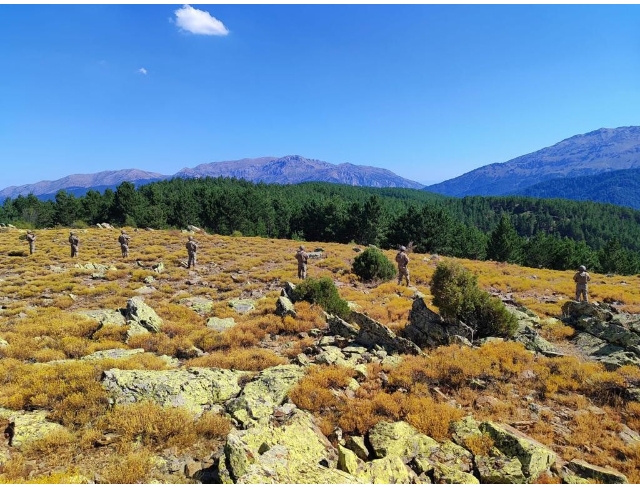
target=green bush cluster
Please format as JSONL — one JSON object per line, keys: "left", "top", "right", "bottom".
{"left": 430, "top": 260, "right": 517, "bottom": 338}
{"left": 351, "top": 247, "right": 397, "bottom": 282}
{"left": 290, "top": 277, "right": 351, "bottom": 320}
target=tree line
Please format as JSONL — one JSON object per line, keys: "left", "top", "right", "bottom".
{"left": 2, "top": 177, "right": 640, "bottom": 275}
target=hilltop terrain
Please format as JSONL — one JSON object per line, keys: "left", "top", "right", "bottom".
{"left": 427, "top": 126, "right": 640, "bottom": 200}
{"left": 0, "top": 227, "right": 638, "bottom": 483}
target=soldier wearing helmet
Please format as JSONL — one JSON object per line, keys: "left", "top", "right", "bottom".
{"left": 295, "top": 245, "right": 308, "bottom": 279}
{"left": 573, "top": 265, "right": 591, "bottom": 302}
{"left": 186, "top": 235, "right": 198, "bottom": 269}
{"left": 118, "top": 229, "right": 130, "bottom": 258}
{"left": 69, "top": 231, "right": 79, "bottom": 258}
{"left": 395, "top": 245, "right": 410, "bottom": 286}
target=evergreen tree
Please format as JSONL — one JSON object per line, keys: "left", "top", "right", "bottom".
{"left": 486, "top": 214, "right": 523, "bottom": 263}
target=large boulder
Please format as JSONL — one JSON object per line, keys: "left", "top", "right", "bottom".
{"left": 564, "top": 458, "right": 628, "bottom": 484}
{"left": 572, "top": 332, "right": 640, "bottom": 369}
{"left": 351, "top": 312, "right": 423, "bottom": 356}
{"left": 326, "top": 313, "right": 359, "bottom": 339}
{"left": 124, "top": 297, "right": 163, "bottom": 333}
{"left": 228, "top": 299, "right": 256, "bottom": 314}
{"left": 432, "top": 463, "right": 480, "bottom": 483}
{"left": 226, "top": 365, "right": 306, "bottom": 426}
{"left": 77, "top": 309, "right": 126, "bottom": 327}
{"left": 225, "top": 409, "right": 355, "bottom": 483}
{"left": 402, "top": 294, "right": 474, "bottom": 347}
{"left": 81, "top": 348, "right": 145, "bottom": 361}
{"left": 475, "top": 454, "right": 526, "bottom": 483}
{"left": 102, "top": 367, "right": 244, "bottom": 415}
{"left": 357, "top": 455, "right": 419, "bottom": 484}
{"left": 367, "top": 421, "right": 439, "bottom": 462}
{"left": 480, "top": 421, "right": 556, "bottom": 481}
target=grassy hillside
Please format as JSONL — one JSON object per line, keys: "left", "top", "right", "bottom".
{"left": 0, "top": 227, "right": 638, "bottom": 482}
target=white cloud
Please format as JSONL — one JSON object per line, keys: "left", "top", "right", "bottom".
{"left": 138, "top": 68, "right": 147, "bottom": 75}
{"left": 174, "top": 4, "right": 229, "bottom": 36}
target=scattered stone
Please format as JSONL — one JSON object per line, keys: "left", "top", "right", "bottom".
{"left": 134, "top": 286, "right": 157, "bottom": 295}
{"left": 81, "top": 348, "right": 145, "bottom": 361}
{"left": 206, "top": 317, "right": 236, "bottom": 332}
{"left": 181, "top": 296, "right": 214, "bottom": 314}
{"left": 228, "top": 299, "right": 256, "bottom": 314}
{"left": 152, "top": 262, "right": 165, "bottom": 273}
{"left": 125, "top": 296, "right": 163, "bottom": 333}
{"left": 0, "top": 407, "right": 69, "bottom": 450}
{"left": 78, "top": 309, "right": 126, "bottom": 327}
{"left": 143, "top": 275, "right": 155, "bottom": 284}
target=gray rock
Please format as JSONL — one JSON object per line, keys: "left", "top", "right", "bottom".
{"left": 475, "top": 454, "right": 526, "bottom": 483}
{"left": 326, "top": 313, "right": 359, "bottom": 339}
{"left": 125, "top": 296, "right": 163, "bottom": 333}
{"left": 181, "top": 296, "right": 214, "bottom": 314}
{"left": 566, "top": 458, "right": 628, "bottom": 483}
{"left": 228, "top": 299, "right": 256, "bottom": 314}
{"left": 275, "top": 296, "right": 296, "bottom": 318}
{"left": 77, "top": 309, "right": 126, "bottom": 327}
{"left": 352, "top": 311, "right": 423, "bottom": 356}
{"left": 81, "top": 348, "right": 145, "bottom": 361}
{"left": 206, "top": 317, "right": 236, "bottom": 332}
{"left": 402, "top": 294, "right": 474, "bottom": 347}
{"left": 102, "top": 367, "right": 244, "bottom": 415}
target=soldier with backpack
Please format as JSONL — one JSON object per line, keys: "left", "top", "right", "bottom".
{"left": 118, "top": 230, "right": 130, "bottom": 258}
{"left": 186, "top": 236, "right": 198, "bottom": 269}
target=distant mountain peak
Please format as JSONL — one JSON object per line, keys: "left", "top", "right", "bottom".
{"left": 0, "top": 155, "right": 424, "bottom": 200}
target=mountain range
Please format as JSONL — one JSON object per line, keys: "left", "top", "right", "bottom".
{"left": 426, "top": 126, "right": 640, "bottom": 201}
{"left": 0, "top": 155, "right": 423, "bottom": 200}
{"left": 5, "top": 127, "right": 640, "bottom": 210}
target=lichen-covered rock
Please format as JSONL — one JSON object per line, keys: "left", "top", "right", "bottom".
{"left": 78, "top": 309, "right": 126, "bottom": 327}
{"left": 315, "top": 346, "right": 347, "bottom": 366}
{"left": 561, "top": 301, "right": 615, "bottom": 322}
{"left": 565, "top": 458, "right": 629, "bottom": 484}
{"left": 326, "top": 313, "right": 359, "bottom": 339}
{"left": 351, "top": 312, "right": 423, "bottom": 356}
{"left": 475, "top": 454, "right": 526, "bottom": 483}
{"left": 480, "top": 421, "right": 556, "bottom": 481}
{"left": 337, "top": 445, "right": 360, "bottom": 474}
{"left": 81, "top": 348, "right": 145, "bottom": 361}
{"left": 357, "top": 455, "right": 419, "bottom": 484}
{"left": 229, "top": 299, "right": 256, "bottom": 314}
{"left": 432, "top": 463, "right": 479, "bottom": 484}
{"left": 428, "top": 440, "right": 474, "bottom": 472}
{"left": 180, "top": 297, "right": 214, "bottom": 314}
{"left": 513, "top": 324, "right": 562, "bottom": 357}
{"left": 345, "top": 435, "right": 370, "bottom": 461}
{"left": 125, "top": 296, "right": 163, "bottom": 333}
{"left": 102, "top": 367, "right": 243, "bottom": 415}
{"left": 275, "top": 296, "right": 296, "bottom": 318}
{"left": 368, "top": 421, "right": 439, "bottom": 461}
{"left": 207, "top": 317, "right": 236, "bottom": 332}
{"left": 0, "top": 408, "right": 68, "bottom": 450}
{"left": 402, "top": 294, "right": 474, "bottom": 347}
{"left": 572, "top": 332, "right": 640, "bottom": 369}
{"left": 450, "top": 416, "right": 482, "bottom": 446}
{"left": 227, "top": 409, "right": 357, "bottom": 484}
{"left": 226, "top": 365, "right": 306, "bottom": 425}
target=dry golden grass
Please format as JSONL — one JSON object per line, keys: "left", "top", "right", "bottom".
{"left": 1, "top": 228, "right": 640, "bottom": 481}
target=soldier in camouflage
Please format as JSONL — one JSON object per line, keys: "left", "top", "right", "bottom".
{"left": 69, "top": 231, "right": 79, "bottom": 258}
{"left": 295, "top": 245, "right": 308, "bottom": 279}
{"left": 395, "top": 245, "right": 410, "bottom": 286}
{"left": 26, "top": 231, "right": 36, "bottom": 255}
{"left": 573, "top": 265, "right": 591, "bottom": 302}
{"left": 118, "top": 230, "right": 130, "bottom": 258}
{"left": 186, "top": 235, "right": 198, "bottom": 269}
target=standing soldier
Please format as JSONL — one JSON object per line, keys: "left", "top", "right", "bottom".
{"left": 573, "top": 265, "right": 591, "bottom": 302}
{"left": 395, "top": 245, "right": 410, "bottom": 286}
{"left": 186, "top": 235, "right": 198, "bottom": 269}
{"left": 69, "top": 231, "right": 79, "bottom": 258}
{"left": 26, "top": 231, "right": 36, "bottom": 255}
{"left": 295, "top": 245, "right": 308, "bottom": 279}
{"left": 118, "top": 230, "right": 130, "bottom": 258}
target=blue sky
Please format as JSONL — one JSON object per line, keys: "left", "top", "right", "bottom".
{"left": 1, "top": 4, "right": 640, "bottom": 188}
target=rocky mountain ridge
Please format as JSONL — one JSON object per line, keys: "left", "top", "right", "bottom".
{"left": 0, "top": 155, "right": 424, "bottom": 200}
{"left": 426, "top": 126, "right": 640, "bottom": 197}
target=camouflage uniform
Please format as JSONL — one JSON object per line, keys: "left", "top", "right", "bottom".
{"left": 186, "top": 236, "right": 198, "bottom": 269}
{"left": 573, "top": 265, "right": 591, "bottom": 302}
{"left": 26, "top": 231, "right": 36, "bottom": 255}
{"left": 395, "top": 246, "right": 410, "bottom": 286}
{"left": 69, "top": 232, "right": 79, "bottom": 258}
{"left": 295, "top": 246, "right": 308, "bottom": 279}
{"left": 118, "top": 231, "right": 130, "bottom": 258}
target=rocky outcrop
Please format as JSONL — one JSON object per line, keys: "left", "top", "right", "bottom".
{"left": 226, "top": 365, "right": 306, "bottom": 426}
{"left": 124, "top": 297, "right": 163, "bottom": 333}
{"left": 561, "top": 301, "right": 640, "bottom": 369}
{"left": 325, "top": 313, "right": 359, "bottom": 339}
{"left": 81, "top": 348, "right": 145, "bottom": 361}
{"left": 0, "top": 408, "right": 68, "bottom": 449}
{"left": 101, "top": 367, "right": 244, "bottom": 415}
{"left": 275, "top": 296, "right": 296, "bottom": 318}
{"left": 77, "top": 309, "right": 126, "bottom": 327}
{"left": 402, "top": 294, "right": 474, "bottom": 347}
{"left": 368, "top": 421, "right": 439, "bottom": 461}
{"left": 479, "top": 421, "right": 556, "bottom": 481}
{"left": 561, "top": 459, "right": 628, "bottom": 484}
{"left": 351, "top": 312, "right": 423, "bottom": 356}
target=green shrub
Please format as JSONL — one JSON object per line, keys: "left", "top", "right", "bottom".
{"left": 291, "top": 277, "right": 351, "bottom": 319}
{"left": 430, "top": 260, "right": 517, "bottom": 338}
{"left": 352, "top": 247, "right": 397, "bottom": 282}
